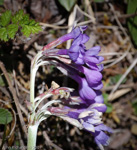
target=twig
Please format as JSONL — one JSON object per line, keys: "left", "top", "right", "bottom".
{"left": 40, "top": 19, "right": 94, "bottom": 30}
{"left": 0, "top": 87, "right": 11, "bottom": 98}
{"left": 66, "top": 4, "right": 77, "bottom": 49}
{"left": 75, "top": 4, "right": 96, "bottom": 23}
{"left": 118, "top": 12, "right": 137, "bottom": 19}
{"left": 19, "top": 103, "right": 28, "bottom": 117}
{"left": 96, "top": 25, "right": 118, "bottom": 30}
{"left": 39, "top": 4, "right": 95, "bottom": 31}
{"left": 109, "top": 3, "right": 128, "bottom": 38}
{"left": 84, "top": 0, "right": 94, "bottom": 19}
{"left": 102, "top": 58, "right": 117, "bottom": 64}
{"left": 104, "top": 45, "right": 131, "bottom": 69}
{"left": 0, "top": 61, "right": 27, "bottom": 135}
{"left": 7, "top": 106, "right": 16, "bottom": 138}
{"left": 39, "top": 22, "right": 68, "bottom": 29}
{"left": 43, "top": 131, "right": 63, "bottom": 150}
{"left": 102, "top": 83, "right": 137, "bottom": 92}
{"left": 100, "top": 52, "right": 136, "bottom": 56}
{"left": 108, "top": 58, "right": 137, "bottom": 100}
{"left": 24, "top": 32, "right": 47, "bottom": 51}
{"left": 12, "top": 71, "right": 30, "bottom": 94}
{"left": 18, "top": 128, "right": 25, "bottom": 149}
{"left": 77, "top": 20, "right": 95, "bottom": 26}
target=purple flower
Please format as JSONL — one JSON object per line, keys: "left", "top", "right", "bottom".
{"left": 78, "top": 77, "right": 96, "bottom": 102}
{"left": 68, "top": 44, "right": 85, "bottom": 64}
{"left": 68, "top": 34, "right": 89, "bottom": 64}
{"left": 61, "top": 103, "right": 111, "bottom": 149}
{"left": 84, "top": 46, "right": 104, "bottom": 71}
{"left": 54, "top": 60, "right": 103, "bottom": 104}
{"left": 73, "top": 65, "right": 103, "bottom": 90}
{"left": 94, "top": 91, "right": 104, "bottom": 103}
{"left": 42, "top": 26, "right": 87, "bottom": 51}
{"left": 93, "top": 124, "right": 113, "bottom": 149}
{"left": 41, "top": 25, "right": 112, "bottom": 150}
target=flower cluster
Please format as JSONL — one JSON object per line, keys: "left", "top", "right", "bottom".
{"left": 40, "top": 26, "right": 112, "bottom": 150}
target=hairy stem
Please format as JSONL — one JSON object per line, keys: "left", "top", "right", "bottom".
{"left": 27, "top": 124, "right": 39, "bottom": 150}
{"left": 30, "top": 68, "right": 37, "bottom": 109}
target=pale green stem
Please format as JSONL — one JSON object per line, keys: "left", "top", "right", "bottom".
{"left": 27, "top": 124, "right": 39, "bottom": 150}
{"left": 30, "top": 68, "right": 37, "bottom": 109}
{"left": 30, "top": 51, "right": 42, "bottom": 109}
{"left": 28, "top": 52, "right": 42, "bottom": 150}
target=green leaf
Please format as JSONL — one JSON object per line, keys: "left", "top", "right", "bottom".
{"left": 103, "top": 93, "right": 113, "bottom": 113}
{"left": 19, "top": 14, "right": 29, "bottom": 26}
{"left": 127, "top": 0, "right": 137, "bottom": 46}
{"left": 0, "top": 27, "right": 8, "bottom": 41}
{"left": 94, "top": 0, "right": 105, "bottom": 2}
{"left": 0, "top": 10, "right": 11, "bottom": 26}
{"left": 0, "top": 0, "right": 4, "bottom": 5}
{"left": 19, "top": 13, "right": 42, "bottom": 37}
{"left": 132, "top": 99, "right": 137, "bottom": 115}
{"left": 58, "top": 0, "right": 77, "bottom": 11}
{"left": 11, "top": 9, "right": 24, "bottom": 24}
{"left": 106, "top": 103, "right": 113, "bottom": 113}
{"left": 0, "top": 75, "right": 6, "bottom": 86}
{"left": 0, "top": 9, "right": 42, "bottom": 41}
{"left": 7, "top": 24, "right": 18, "bottom": 39}
{"left": 110, "top": 74, "right": 127, "bottom": 85}
{"left": 21, "top": 24, "right": 41, "bottom": 37}
{"left": 21, "top": 18, "right": 42, "bottom": 37}
{"left": 0, "top": 108, "right": 13, "bottom": 124}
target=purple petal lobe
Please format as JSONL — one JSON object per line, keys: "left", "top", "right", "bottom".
{"left": 95, "top": 131, "right": 110, "bottom": 148}
{"left": 84, "top": 56, "right": 100, "bottom": 64}
{"left": 95, "top": 124, "right": 113, "bottom": 133}
{"left": 68, "top": 45, "right": 79, "bottom": 61}
{"left": 89, "top": 103, "right": 107, "bottom": 112}
{"left": 78, "top": 78, "right": 96, "bottom": 101}
{"left": 86, "top": 46, "right": 101, "bottom": 56}
{"left": 94, "top": 91, "right": 104, "bottom": 103}
{"left": 91, "top": 81, "right": 103, "bottom": 90}
{"left": 82, "top": 122, "right": 95, "bottom": 132}
{"left": 84, "top": 68, "right": 102, "bottom": 86}
{"left": 81, "top": 34, "right": 89, "bottom": 43}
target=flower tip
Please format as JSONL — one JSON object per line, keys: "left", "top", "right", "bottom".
{"left": 80, "top": 25, "right": 88, "bottom": 31}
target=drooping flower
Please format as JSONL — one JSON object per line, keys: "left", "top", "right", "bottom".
{"left": 40, "top": 25, "right": 112, "bottom": 150}
{"left": 94, "top": 91, "right": 104, "bottom": 103}
{"left": 47, "top": 102, "right": 111, "bottom": 150}
{"left": 76, "top": 77, "right": 97, "bottom": 103}
{"left": 72, "top": 65, "right": 103, "bottom": 90}
{"left": 42, "top": 26, "right": 87, "bottom": 51}
{"left": 68, "top": 34, "right": 89, "bottom": 64}
{"left": 68, "top": 103, "right": 112, "bottom": 150}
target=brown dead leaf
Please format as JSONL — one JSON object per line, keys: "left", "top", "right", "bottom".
{"left": 109, "top": 129, "right": 131, "bottom": 149}
{"left": 111, "top": 111, "right": 120, "bottom": 124}
{"left": 131, "top": 124, "right": 137, "bottom": 135}
{"left": 102, "top": 42, "right": 120, "bottom": 60}
{"left": 108, "top": 88, "right": 132, "bottom": 101}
